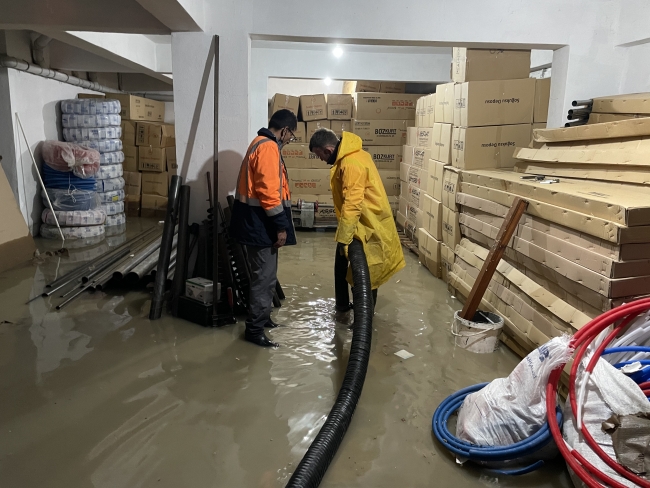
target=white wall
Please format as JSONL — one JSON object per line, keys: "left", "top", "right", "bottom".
{"left": 6, "top": 69, "right": 101, "bottom": 235}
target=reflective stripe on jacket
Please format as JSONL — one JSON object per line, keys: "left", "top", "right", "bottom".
{"left": 230, "top": 129, "right": 297, "bottom": 248}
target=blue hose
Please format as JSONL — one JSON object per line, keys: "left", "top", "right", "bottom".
{"left": 603, "top": 347, "right": 650, "bottom": 355}
{"left": 432, "top": 382, "right": 562, "bottom": 476}
{"left": 42, "top": 163, "right": 96, "bottom": 190}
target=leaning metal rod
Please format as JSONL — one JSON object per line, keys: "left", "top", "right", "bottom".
{"left": 59, "top": 247, "right": 132, "bottom": 297}
{"left": 127, "top": 234, "right": 178, "bottom": 283}
{"left": 170, "top": 185, "right": 191, "bottom": 316}
{"left": 111, "top": 229, "right": 165, "bottom": 279}
{"left": 149, "top": 175, "right": 182, "bottom": 320}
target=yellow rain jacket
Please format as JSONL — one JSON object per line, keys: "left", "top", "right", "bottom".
{"left": 330, "top": 131, "right": 405, "bottom": 289}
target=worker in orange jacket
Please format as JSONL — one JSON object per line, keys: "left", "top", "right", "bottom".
{"left": 230, "top": 109, "right": 298, "bottom": 347}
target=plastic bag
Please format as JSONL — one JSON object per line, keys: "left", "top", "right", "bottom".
{"left": 100, "top": 151, "right": 124, "bottom": 165}
{"left": 62, "top": 127, "right": 122, "bottom": 142}
{"left": 42, "top": 188, "right": 100, "bottom": 211}
{"left": 98, "top": 189, "right": 125, "bottom": 203}
{"left": 456, "top": 335, "right": 573, "bottom": 446}
{"left": 105, "top": 212, "right": 127, "bottom": 227}
{"left": 100, "top": 201, "right": 125, "bottom": 216}
{"left": 95, "top": 177, "right": 125, "bottom": 193}
{"left": 41, "top": 208, "right": 106, "bottom": 226}
{"left": 40, "top": 223, "right": 105, "bottom": 240}
{"left": 41, "top": 141, "right": 100, "bottom": 178}
{"left": 61, "top": 114, "right": 121, "bottom": 128}
{"left": 60, "top": 98, "right": 120, "bottom": 115}
{"left": 96, "top": 163, "right": 123, "bottom": 180}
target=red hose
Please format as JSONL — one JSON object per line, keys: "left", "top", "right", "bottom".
{"left": 547, "top": 297, "right": 650, "bottom": 488}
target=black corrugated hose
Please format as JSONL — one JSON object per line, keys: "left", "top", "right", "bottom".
{"left": 286, "top": 238, "right": 373, "bottom": 488}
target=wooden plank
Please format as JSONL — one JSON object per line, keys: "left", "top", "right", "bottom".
{"left": 460, "top": 197, "right": 528, "bottom": 320}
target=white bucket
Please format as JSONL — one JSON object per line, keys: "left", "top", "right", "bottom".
{"left": 451, "top": 310, "right": 504, "bottom": 354}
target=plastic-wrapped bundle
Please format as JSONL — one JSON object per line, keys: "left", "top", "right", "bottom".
{"left": 60, "top": 98, "right": 121, "bottom": 115}
{"left": 42, "top": 188, "right": 100, "bottom": 211}
{"left": 77, "top": 139, "right": 122, "bottom": 153}
{"left": 63, "top": 127, "right": 122, "bottom": 142}
{"left": 100, "top": 151, "right": 124, "bottom": 165}
{"left": 104, "top": 212, "right": 126, "bottom": 227}
{"left": 95, "top": 177, "right": 125, "bottom": 192}
{"left": 101, "top": 201, "right": 125, "bottom": 216}
{"left": 96, "top": 164, "right": 123, "bottom": 179}
{"left": 42, "top": 163, "right": 96, "bottom": 190}
{"left": 61, "top": 114, "right": 121, "bottom": 128}
{"left": 40, "top": 223, "right": 106, "bottom": 240}
{"left": 41, "top": 141, "right": 100, "bottom": 178}
{"left": 41, "top": 208, "right": 106, "bottom": 226}
{"left": 98, "top": 189, "right": 125, "bottom": 203}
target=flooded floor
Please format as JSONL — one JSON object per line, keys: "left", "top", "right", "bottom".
{"left": 0, "top": 223, "right": 571, "bottom": 487}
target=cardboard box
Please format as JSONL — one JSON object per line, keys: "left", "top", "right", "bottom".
{"left": 185, "top": 277, "right": 213, "bottom": 304}
{"left": 378, "top": 170, "right": 401, "bottom": 196}
{"left": 352, "top": 119, "right": 413, "bottom": 145}
{"left": 441, "top": 167, "right": 461, "bottom": 210}
{"left": 288, "top": 169, "right": 331, "bottom": 195}
{"left": 142, "top": 171, "right": 169, "bottom": 197}
{"left": 532, "top": 117, "right": 650, "bottom": 144}
{"left": 86, "top": 93, "right": 164, "bottom": 122}
{"left": 406, "top": 127, "right": 418, "bottom": 146}
{"left": 136, "top": 122, "right": 175, "bottom": 147}
{"left": 122, "top": 145, "right": 138, "bottom": 172}
{"left": 354, "top": 93, "right": 420, "bottom": 120}
{"left": 463, "top": 169, "right": 650, "bottom": 227}
{"left": 459, "top": 181, "right": 650, "bottom": 245}
{"left": 441, "top": 244, "right": 454, "bottom": 283}
{"left": 306, "top": 120, "right": 331, "bottom": 139}
{"left": 282, "top": 144, "right": 311, "bottom": 168}
{"left": 402, "top": 145, "right": 432, "bottom": 169}
{"left": 418, "top": 227, "right": 442, "bottom": 277}
{"left": 121, "top": 120, "right": 136, "bottom": 146}
{"left": 442, "top": 206, "right": 461, "bottom": 249}
{"left": 343, "top": 81, "right": 382, "bottom": 93}
{"left": 167, "top": 148, "right": 177, "bottom": 174}
{"left": 423, "top": 193, "right": 442, "bottom": 240}
{"left": 125, "top": 194, "right": 141, "bottom": 217}
{"left": 0, "top": 166, "right": 35, "bottom": 274}
{"left": 452, "top": 124, "right": 532, "bottom": 170}
{"left": 592, "top": 93, "right": 650, "bottom": 114}
{"left": 400, "top": 163, "right": 428, "bottom": 190}
{"left": 416, "top": 97, "right": 426, "bottom": 127}
{"left": 434, "top": 123, "right": 453, "bottom": 164}
{"left": 139, "top": 146, "right": 174, "bottom": 173}
{"left": 300, "top": 94, "right": 327, "bottom": 121}
{"left": 453, "top": 78, "right": 536, "bottom": 127}
{"left": 141, "top": 194, "right": 168, "bottom": 219}
{"left": 293, "top": 122, "right": 307, "bottom": 143}
{"left": 427, "top": 159, "right": 447, "bottom": 202}
{"left": 406, "top": 201, "right": 425, "bottom": 228}
{"left": 327, "top": 94, "right": 353, "bottom": 120}
{"left": 452, "top": 48, "right": 531, "bottom": 82}
{"left": 271, "top": 93, "right": 300, "bottom": 116}
{"left": 514, "top": 160, "right": 650, "bottom": 186}
{"left": 331, "top": 120, "right": 352, "bottom": 138}
{"left": 435, "top": 83, "right": 455, "bottom": 124}
{"left": 534, "top": 78, "right": 551, "bottom": 123}
{"left": 404, "top": 184, "right": 425, "bottom": 208}
{"left": 426, "top": 94, "right": 437, "bottom": 127}
{"left": 363, "top": 145, "right": 402, "bottom": 168}
{"left": 123, "top": 171, "right": 141, "bottom": 197}
{"left": 588, "top": 113, "right": 649, "bottom": 124}
{"left": 380, "top": 82, "right": 406, "bottom": 93}
{"left": 414, "top": 127, "right": 435, "bottom": 149}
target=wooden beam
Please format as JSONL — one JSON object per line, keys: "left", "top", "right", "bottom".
{"left": 460, "top": 197, "right": 528, "bottom": 320}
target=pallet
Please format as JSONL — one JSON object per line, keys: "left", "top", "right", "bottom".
{"left": 398, "top": 229, "right": 419, "bottom": 256}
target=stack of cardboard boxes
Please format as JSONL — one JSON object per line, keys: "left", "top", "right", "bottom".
{"left": 113, "top": 95, "right": 176, "bottom": 219}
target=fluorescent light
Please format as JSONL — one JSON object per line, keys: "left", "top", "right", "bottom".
{"left": 333, "top": 46, "right": 343, "bottom": 58}
{"left": 323, "top": 77, "right": 332, "bottom": 86}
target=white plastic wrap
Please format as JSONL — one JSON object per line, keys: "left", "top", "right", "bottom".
{"left": 96, "top": 177, "right": 125, "bottom": 192}
{"left": 60, "top": 98, "right": 121, "bottom": 115}
{"left": 41, "top": 209, "right": 106, "bottom": 226}
{"left": 98, "top": 189, "right": 125, "bottom": 203}
{"left": 61, "top": 114, "right": 121, "bottom": 128}
{"left": 96, "top": 164, "right": 123, "bottom": 180}
{"left": 456, "top": 335, "right": 573, "bottom": 446}
{"left": 77, "top": 139, "right": 123, "bottom": 153}
{"left": 41, "top": 141, "right": 100, "bottom": 178}
{"left": 100, "top": 201, "right": 125, "bottom": 216}
{"left": 104, "top": 212, "right": 127, "bottom": 227}
{"left": 40, "top": 223, "right": 106, "bottom": 240}
{"left": 100, "top": 151, "right": 125, "bottom": 165}
{"left": 42, "top": 188, "right": 100, "bottom": 211}
{"left": 63, "top": 127, "right": 122, "bottom": 142}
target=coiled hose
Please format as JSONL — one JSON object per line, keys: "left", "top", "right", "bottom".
{"left": 286, "top": 239, "right": 373, "bottom": 488}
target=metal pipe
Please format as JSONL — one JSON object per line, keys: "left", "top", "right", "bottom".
{"left": 572, "top": 99, "right": 593, "bottom": 107}
{"left": 150, "top": 175, "right": 182, "bottom": 319}
{"left": 212, "top": 34, "right": 220, "bottom": 323}
{"left": 151, "top": 248, "right": 178, "bottom": 279}
{"left": 565, "top": 119, "right": 588, "bottom": 127}
{"left": 112, "top": 230, "right": 165, "bottom": 279}
{"left": 0, "top": 55, "right": 124, "bottom": 93}
{"left": 171, "top": 185, "right": 191, "bottom": 316}
{"left": 59, "top": 248, "right": 132, "bottom": 297}
{"left": 568, "top": 108, "right": 591, "bottom": 117}
{"left": 32, "top": 35, "right": 52, "bottom": 67}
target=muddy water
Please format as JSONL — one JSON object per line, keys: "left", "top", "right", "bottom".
{"left": 0, "top": 226, "right": 571, "bottom": 487}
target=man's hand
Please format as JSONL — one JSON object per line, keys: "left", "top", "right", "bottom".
{"left": 274, "top": 230, "right": 287, "bottom": 248}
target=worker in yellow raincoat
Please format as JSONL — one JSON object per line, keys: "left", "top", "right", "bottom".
{"left": 309, "top": 128, "right": 405, "bottom": 312}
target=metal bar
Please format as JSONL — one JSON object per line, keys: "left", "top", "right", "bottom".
{"left": 572, "top": 99, "right": 593, "bottom": 107}
{"left": 206, "top": 171, "right": 214, "bottom": 209}
{"left": 112, "top": 230, "right": 164, "bottom": 279}
{"left": 171, "top": 185, "right": 191, "bottom": 316}
{"left": 149, "top": 175, "right": 182, "bottom": 319}
{"left": 213, "top": 34, "right": 221, "bottom": 323}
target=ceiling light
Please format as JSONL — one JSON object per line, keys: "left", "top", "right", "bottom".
{"left": 333, "top": 46, "right": 343, "bottom": 58}
{"left": 323, "top": 77, "right": 332, "bottom": 86}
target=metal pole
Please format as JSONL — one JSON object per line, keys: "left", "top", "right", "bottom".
{"left": 111, "top": 230, "right": 164, "bottom": 279}
{"left": 149, "top": 175, "right": 182, "bottom": 319}
{"left": 213, "top": 34, "right": 220, "bottom": 322}
{"left": 171, "top": 185, "right": 191, "bottom": 316}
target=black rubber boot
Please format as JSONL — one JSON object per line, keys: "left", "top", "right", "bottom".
{"left": 245, "top": 331, "right": 279, "bottom": 348}
{"left": 264, "top": 318, "right": 282, "bottom": 328}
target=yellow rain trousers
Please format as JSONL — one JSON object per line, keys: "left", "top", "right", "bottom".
{"left": 330, "top": 131, "right": 406, "bottom": 289}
